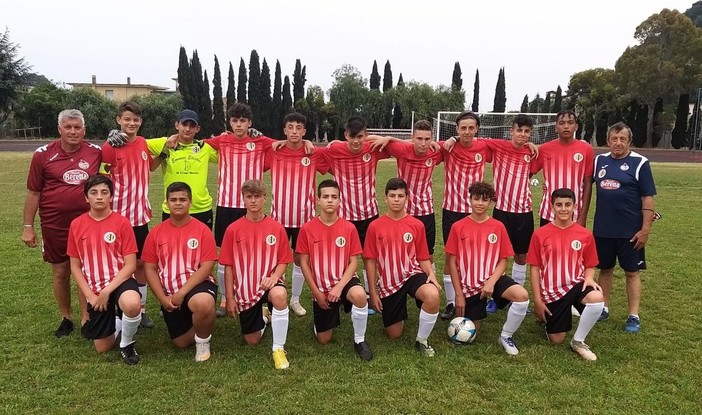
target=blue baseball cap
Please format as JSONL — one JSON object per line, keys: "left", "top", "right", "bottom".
{"left": 177, "top": 109, "right": 199, "bottom": 125}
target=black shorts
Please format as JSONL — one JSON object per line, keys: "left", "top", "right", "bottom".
{"left": 544, "top": 281, "right": 595, "bottom": 334}
{"left": 162, "top": 210, "right": 214, "bottom": 230}
{"left": 595, "top": 237, "right": 646, "bottom": 272}
{"left": 313, "top": 277, "right": 362, "bottom": 333}
{"left": 442, "top": 209, "right": 469, "bottom": 244}
{"left": 539, "top": 217, "right": 550, "bottom": 227}
{"left": 381, "top": 273, "right": 430, "bottom": 328}
{"left": 285, "top": 227, "right": 301, "bottom": 250}
{"left": 461, "top": 275, "right": 518, "bottom": 321}
{"left": 132, "top": 224, "right": 149, "bottom": 259}
{"left": 162, "top": 281, "right": 218, "bottom": 339}
{"left": 492, "top": 208, "right": 534, "bottom": 255}
{"left": 350, "top": 215, "right": 379, "bottom": 246}
{"left": 238, "top": 281, "right": 286, "bottom": 335}
{"left": 215, "top": 206, "right": 246, "bottom": 246}
{"left": 414, "top": 213, "right": 436, "bottom": 256}
{"left": 84, "top": 278, "right": 140, "bottom": 340}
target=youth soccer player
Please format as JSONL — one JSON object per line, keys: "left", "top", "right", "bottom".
{"left": 219, "top": 180, "right": 293, "bottom": 369}
{"left": 364, "top": 178, "right": 441, "bottom": 356}
{"left": 67, "top": 175, "right": 142, "bottom": 365}
{"left": 266, "top": 112, "right": 330, "bottom": 317}
{"left": 296, "top": 180, "right": 372, "bottom": 361}
{"left": 142, "top": 182, "right": 218, "bottom": 361}
{"left": 526, "top": 188, "right": 605, "bottom": 361}
{"left": 445, "top": 182, "right": 529, "bottom": 355}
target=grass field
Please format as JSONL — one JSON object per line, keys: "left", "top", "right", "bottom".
{"left": 1, "top": 152, "right": 700, "bottom": 414}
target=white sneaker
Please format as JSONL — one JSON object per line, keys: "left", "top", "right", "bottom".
{"left": 195, "top": 341, "right": 211, "bottom": 362}
{"left": 570, "top": 340, "right": 597, "bottom": 361}
{"left": 290, "top": 301, "right": 307, "bottom": 316}
{"left": 499, "top": 336, "right": 519, "bottom": 356}
{"left": 571, "top": 306, "right": 581, "bottom": 317}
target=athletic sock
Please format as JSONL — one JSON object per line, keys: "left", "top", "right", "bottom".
{"left": 416, "top": 309, "right": 438, "bottom": 344}
{"left": 501, "top": 300, "right": 529, "bottom": 337}
{"left": 138, "top": 284, "right": 148, "bottom": 311}
{"left": 351, "top": 305, "right": 368, "bottom": 343}
{"left": 603, "top": 305, "right": 609, "bottom": 314}
{"left": 114, "top": 317, "right": 122, "bottom": 339}
{"left": 217, "top": 264, "right": 226, "bottom": 302}
{"left": 195, "top": 334, "right": 211, "bottom": 344}
{"left": 120, "top": 313, "right": 141, "bottom": 348}
{"left": 573, "top": 302, "right": 605, "bottom": 342}
{"left": 512, "top": 263, "right": 527, "bottom": 286}
{"left": 291, "top": 265, "right": 303, "bottom": 304}
{"left": 271, "top": 307, "right": 289, "bottom": 351}
{"left": 443, "top": 274, "right": 455, "bottom": 305}
{"left": 363, "top": 270, "right": 370, "bottom": 292}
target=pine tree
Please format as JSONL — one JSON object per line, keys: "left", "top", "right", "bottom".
{"left": 272, "top": 60, "right": 283, "bottom": 138}
{"left": 397, "top": 73, "right": 404, "bottom": 87}
{"left": 520, "top": 94, "right": 529, "bottom": 113}
{"left": 282, "top": 75, "right": 292, "bottom": 113}
{"left": 226, "top": 61, "right": 236, "bottom": 112}
{"left": 237, "top": 58, "right": 247, "bottom": 103}
{"left": 392, "top": 103, "right": 403, "bottom": 128}
{"left": 212, "top": 56, "right": 225, "bottom": 134}
{"left": 451, "top": 62, "right": 463, "bottom": 91}
{"left": 382, "top": 60, "right": 393, "bottom": 92}
{"left": 293, "top": 59, "right": 305, "bottom": 103}
{"left": 248, "top": 50, "right": 261, "bottom": 124}
{"left": 177, "top": 46, "right": 195, "bottom": 110}
{"left": 260, "top": 59, "right": 273, "bottom": 136}
{"left": 471, "top": 69, "right": 480, "bottom": 112}
{"left": 200, "top": 70, "right": 213, "bottom": 137}
{"left": 543, "top": 92, "right": 552, "bottom": 113}
{"left": 370, "top": 60, "right": 381, "bottom": 90}
{"left": 493, "top": 67, "right": 506, "bottom": 112}
{"left": 552, "top": 85, "right": 563, "bottom": 113}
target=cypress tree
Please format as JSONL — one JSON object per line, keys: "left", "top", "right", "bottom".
{"left": 397, "top": 73, "right": 404, "bottom": 87}
{"left": 520, "top": 94, "right": 529, "bottom": 113}
{"left": 370, "top": 60, "right": 381, "bottom": 90}
{"left": 493, "top": 67, "right": 506, "bottom": 112}
{"left": 471, "top": 69, "right": 480, "bottom": 112}
{"left": 272, "top": 60, "right": 283, "bottom": 138}
{"left": 212, "top": 55, "right": 225, "bottom": 134}
{"left": 282, "top": 75, "right": 292, "bottom": 113}
{"left": 226, "top": 61, "right": 236, "bottom": 112}
{"left": 382, "top": 60, "right": 393, "bottom": 92}
{"left": 248, "top": 50, "right": 261, "bottom": 121}
{"left": 543, "top": 92, "right": 552, "bottom": 113}
{"left": 177, "top": 46, "right": 195, "bottom": 109}
{"left": 237, "top": 58, "right": 247, "bottom": 103}
{"left": 200, "top": 70, "right": 213, "bottom": 137}
{"left": 293, "top": 59, "right": 305, "bottom": 103}
{"left": 392, "top": 103, "right": 403, "bottom": 128}
{"left": 451, "top": 62, "right": 462, "bottom": 91}
{"left": 260, "top": 59, "right": 273, "bottom": 135}
{"left": 552, "top": 85, "right": 563, "bottom": 113}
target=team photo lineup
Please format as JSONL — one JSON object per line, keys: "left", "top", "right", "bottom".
{"left": 22, "top": 101, "right": 657, "bottom": 369}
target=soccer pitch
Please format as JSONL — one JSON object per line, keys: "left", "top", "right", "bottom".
{"left": 1, "top": 152, "right": 700, "bottom": 414}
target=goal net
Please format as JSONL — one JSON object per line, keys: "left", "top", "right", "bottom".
{"left": 434, "top": 112, "right": 558, "bottom": 144}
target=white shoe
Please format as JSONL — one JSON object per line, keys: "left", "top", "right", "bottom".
{"left": 290, "top": 301, "right": 307, "bottom": 316}
{"left": 499, "top": 336, "right": 519, "bottom": 356}
{"left": 570, "top": 340, "right": 597, "bottom": 361}
{"left": 195, "top": 341, "right": 211, "bottom": 362}
{"left": 571, "top": 306, "right": 581, "bottom": 317}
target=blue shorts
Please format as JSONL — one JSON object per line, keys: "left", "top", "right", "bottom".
{"left": 595, "top": 237, "right": 646, "bottom": 272}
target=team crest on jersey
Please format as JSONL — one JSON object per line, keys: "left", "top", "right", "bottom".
{"left": 78, "top": 159, "right": 89, "bottom": 169}
{"left": 362, "top": 153, "right": 372, "bottom": 163}
{"left": 63, "top": 169, "right": 89, "bottom": 185}
{"left": 487, "top": 233, "right": 498, "bottom": 244}
{"left": 187, "top": 238, "right": 199, "bottom": 249}
{"left": 141, "top": 151, "right": 148, "bottom": 161}
{"left": 104, "top": 232, "right": 116, "bottom": 244}
{"left": 403, "top": 232, "right": 413, "bottom": 243}
{"left": 620, "top": 163, "right": 629, "bottom": 171}
{"left": 425, "top": 159, "right": 433, "bottom": 167}
{"left": 301, "top": 157, "right": 311, "bottom": 167}
{"left": 246, "top": 142, "right": 256, "bottom": 151}
{"left": 475, "top": 153, "right": 483, "bottom": 162}
{"left": 192, "top": 146, "right": 200, "bottom": 154}
{"left": 600, "top": 179, "right": 620, "bottom": 190}
{"left": 266, "top": 234, "right": 277, "bottom": 246}
{"left": 598, "top": 168, "right": 607, "bottom": 178}
{"left": 524, "top": 154, "right": 531, "bottom": 163}
{"left": 335, "top": 236, "right": 346, "bottom": 247}
{"left": 573, "top": 153, "right": 584, "bottom": 162}
{"left": 571, "top": 240, "right": 582, "bottom": 251}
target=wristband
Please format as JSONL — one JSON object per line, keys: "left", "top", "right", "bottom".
{"left": 23, "top": 224, "right": 33, "bottom": 228}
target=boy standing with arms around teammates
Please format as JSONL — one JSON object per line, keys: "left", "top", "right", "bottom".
{"left": 445, "top": 182, "right": 530, "bottom": 355}
{"left": 296, "top": 180, "right": 373, "bottom": 361}
{"left": 220, "top": 180, "right": 293, "bottom": 369}
{"left": 68, "top": 175, "right": 142, "bottom": 365}
{"left": 142, "top": 182, "right": 218, "bottom": 362}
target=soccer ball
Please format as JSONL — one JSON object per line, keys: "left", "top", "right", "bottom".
{"left": 530, "top": 178, "right": 540, "bottom": 186}
{"left": 447, "top": 317, "right": 476, "bottom": 344}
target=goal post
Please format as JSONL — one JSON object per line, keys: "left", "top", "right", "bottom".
{"left": 434, "top": 111, "right": 559, "bottom": 144}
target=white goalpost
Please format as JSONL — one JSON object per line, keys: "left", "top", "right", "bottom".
{"left": 434, "top": 111, "right": 559, "bottom": 144}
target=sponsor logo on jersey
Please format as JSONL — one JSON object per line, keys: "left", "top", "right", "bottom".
{"left": 362, "top": 153, "right": 372, "bottom": 163}
{"left": 104, "top": 232, "right": 116, "bottom": 243}
{"left": 335, "top": 236, "right": 346, "bottom": 247}
{"left": 573, "top": 153, "right": 584, "bottom": 162}
{"left": 266, "top": 234, "right": 277, "bottom": 246}
{"left": 620, "top": 163, "right": 629, "bottom": 171}
{"left": 192, "top": 146, "right": 200, "bottom": 154}
{"left": 598, "top": 168, "right": 607, "bottom": 178}
{"left": 425, "top": 159, "right": 433, "bottom": 167}
{"left": 78, "top": 159, "right": 89, "bottom": 169}
{"left": 63, "top": 169, "right": 89, "bottom": 184}
{"left": 571, "top": 240, "right": 582, "bottom": 251}
{"left": 487, "top": 233, "right": 498, "bottom": 244}
{"left": 403, "top": 232, "right": 413, "bottom": 243}
{"left": 187, "top": 238, "right": 199, "bottom": 249}
{"left": 141, "top": 151, "right": 148, "bottom": 161}
{"left": 600, "top": 179, "right": 620, "bottom": 190}
{"left": 475, "top": 153, "right": 483, "bottom": 163}
{"left": 301, "top": 157, "right": 311, "bottom": 167}
{"left": 246, "top": 142, "right": 256, "bottom": 151}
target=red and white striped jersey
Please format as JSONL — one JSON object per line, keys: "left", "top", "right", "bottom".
{"left": 321, "top": 141, "right": 390, "bottom": 221}
{"left": 363, "top": 215, "right": 430, "bottom": 298}
{"left": 526, "top": 223, "right": 598, "bottom": 303}
{"left": 296, "top": 217, "right": 362, "bottom": 293}
{"left": 530, "top": 139, "right": 594, "bottom": 221}
{"left": 484, "top": 139, "right": 534, "bottom": 213}
{"left": 67, "top": 212, "right": 138, "bottom": 295}
{"left": 265, "top": 146, "right": 330, "bottom": 228}
{"left": 100, "top": 137, "right": 154, "bottom": 226}
{"left": 219, "top": 216, "right": 292, "bottom": 312}
{"left": 441, "top": 139, "right": 492, "bottom": 213}
{"left": 386, "top": 140, "right": 443, "bottom": 216}
{"left": 444, "top": 216, "right": 514, "bottom": 297}
{"left": 141, "top": 218, "right": 217, "bottom": 296}
{"left": 207, "top": 133, "right": 275, "bottom": 209}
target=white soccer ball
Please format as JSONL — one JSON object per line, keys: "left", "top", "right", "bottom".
{"left": 447, "top": 317, "right": 476, "bottom": 344}
{"left": 530, "top": 178, "right": 540, "bottom": 186}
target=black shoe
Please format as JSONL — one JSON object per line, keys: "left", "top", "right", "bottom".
{"left": 120, "top": 342, "right": 140, "bottom": 365}
{"left": 81, "top": 321, "right": 90, "bottom": 339}
{"left": 54, "top": 318, "right": 74, "bottom": 338}
{"left": 440, "top": 303, "right": 455, "bottom": 321}
{"left": 139, "top": 312, "right": 155, "bottom": 328}
{"left": 354, "top": 341, "right": 374, "bottom": 361}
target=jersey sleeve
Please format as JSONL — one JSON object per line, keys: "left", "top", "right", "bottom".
{"left": 530, "top": 150, "right": 544, "bottom": 175}
{"left": 295, "top": 224, "right": 310, "bottom": 254}
{"left": 26, "top": 151, "right": 46, "bottom": 192}
{"left": 140, "top": 229, "right": 158, "bottom": 264}
{"left": 99, "top": 144, "right": 116, "bottom": 175}
{"left": 204, "top": 134, "right": 223, "bottom": 151}
{"left": 66, "top": 221, "right": 79, "bottom": 258}
{"left": 385, "top": 140, "right": 409, "bottom": 158}
{"left": 498, "top": 223, "right": 515, "bottom": 258}
{"left": 205, "top": 143, "right": 219, "bottom": 163}
{"left": 414, "top": 222, "right": 431, "bottom": 261}
{"left": 263, "top": 147, "right": 274, "bottom": 172}
{"left": 120, "top": 219, "right": 139, "bottom": 256}
{"left": 525, "top": 232, "right": 542, "bottom": 267}
{"left": 277, "top": 226, "right": 293, "bottom": 264}
{"left": 146, "top": 137, "right": 167, "bottom": 157}
{"left": 582, "top": 232, "right": 599, "bottom": 268}
{"left": 583, "top": 145, "right": 595, "bottom": 180}
{"left": 257, "top": 135, "right": 275, "bottom": 151}
{"left": 362, "top": 223, "right": 378, "bottom": 259}
{"left": 638, "top": 161, "right": 657, "bottom": 197}
{"left": 444, "top": 224, "right": 459, "bottom": 256}
{"left": 348, "top": 224, "right": 362, "bottom": 256}
{"left": 199, "top": 226, "right": 218, "bottom": 262}
{"left": 314, "top": 148, "right": 330, "bottom": 175}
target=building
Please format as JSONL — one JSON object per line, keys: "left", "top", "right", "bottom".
{"left": 68, "top": 75, "right": 172, "bottom": 101}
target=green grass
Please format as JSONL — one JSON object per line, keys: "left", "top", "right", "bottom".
{"left": 1, "top": 153, "right": 700, "bottom": 414}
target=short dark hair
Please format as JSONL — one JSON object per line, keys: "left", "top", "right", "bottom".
{"left": 227, "top": 103, "right": 253, "bottom": 120}
{"left": 283, "top": 112, "right": 307, "bottom": 126}
{"left": 385, "top": 177, "right": 408, "bottom": 195}
{"left": 166, "top": 181, "right": 192, "bottom": 200}
{"left": 556, "top": 110, "right": 578, "bottom": 123}
{"left": 345, "top": 117, "right": 367, "bottom": 136}
{"left": 413, "top": 120, "right": 432, "bottom": 133}
{"left": 468, "top": 182, "right": 495, "bottom": 201}
{"left": 512, "top": 114, "right": 534, "bottom": 129}
{"left": 84, "top": 175, "right": 113, "bottom": 197}
{"left": 118, "top": 101, "right": 142, "bottom": 117}
{"left": 607, "top": 121, "right": 633, "bottom": 141}
{"left": 455, "top": 111, "right": 480, "bottom": 128}
{"left": 551, "top": 188, "right": 576, "bottom": 204}
{"left": 317, "top": 179, "right": 340, "bottom": 197}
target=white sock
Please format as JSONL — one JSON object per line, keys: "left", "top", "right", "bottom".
{"left": 443, "top": 275, "right": 455, "bottom": 305}
{"left": 138, "top": 284, "right": 147, "bottom": 311}
{"left": 629, "top": 313, "right": 639, "bottom": 319}
{"left": 573, "top": 302, "right": 604, "bottom": 342}
{"left": 351, "top": 305, "right": 368, "bottom": 343}
{"left": 416, "top": 309, "right": 438, "bottom": 344}
{"left": 114, "top": 317, "right": 122, "bottom": 339}
{"left": 195, "top": 334, "right": 211, "bottom": 344}
{"left": 217, "top": 264, "right": 226, "bottom": 301}
{"left": 512, "top": 263, "right": 527, "bottom": 286}
{"left": 291, "top": 265, "right": 303, "bottom": 303}
{"left": 271, "top": 307, "right": 289, "bottom": 351}
{"left": 120, "top": 313, "right": 141, "bottom": 348}
{"left": 603, "top": 305, "right": 609, "bottom": 313}
{"left": 363, "top": 270, "right": 370, "bottom": 292}
{"left": 501, "top": 300, "right": 529, "bottom": 338}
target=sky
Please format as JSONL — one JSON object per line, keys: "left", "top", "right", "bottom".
{"left": 1, "top": 0, "right": 696, "bottom": 113}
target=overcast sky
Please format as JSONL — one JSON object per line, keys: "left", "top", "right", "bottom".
{"left": 2, "top": 0, "right": 695, "bottom": 113}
